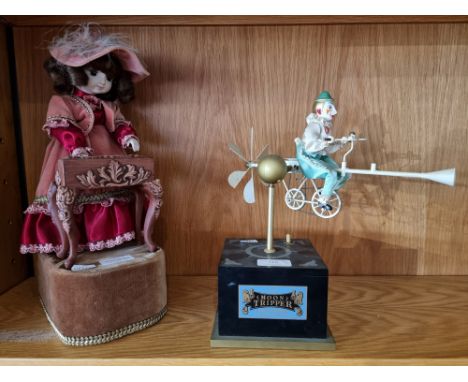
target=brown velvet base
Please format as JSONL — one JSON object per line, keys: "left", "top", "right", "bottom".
{"left": 34, "top": 244, "right": 167, "bottom": 344}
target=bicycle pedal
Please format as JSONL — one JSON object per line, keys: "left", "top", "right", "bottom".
{"left": 320, "top": 203, "right": 333, "bottom": 211}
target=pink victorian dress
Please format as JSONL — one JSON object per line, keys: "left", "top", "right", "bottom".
{"left": 20, "top": 88, "right": 140, "bottom": 254}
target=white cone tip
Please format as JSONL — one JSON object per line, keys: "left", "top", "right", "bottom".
{"left": 425, "top": 168, "right": 456, "bottom": 187}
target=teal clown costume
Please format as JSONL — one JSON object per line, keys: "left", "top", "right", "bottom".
{"left": 295, "top": 91, "right": 350, "bottom": 210}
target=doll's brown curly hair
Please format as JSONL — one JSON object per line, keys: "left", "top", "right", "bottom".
{"left": 43, "top": 53, "right": 134, "bottom": 103}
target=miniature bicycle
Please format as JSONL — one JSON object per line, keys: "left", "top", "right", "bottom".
{"left": 282, "top": 133, "right": 363, "bottom": 219}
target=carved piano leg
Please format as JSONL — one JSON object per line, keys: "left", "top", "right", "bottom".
{"left": 56, "top": 185, "right": 79, "bottom": 269}
{"left": 47, "top": 182, "right": 69, "bottom": 259}
{"left": 142, "top": 179, "right": 163, "bottom": 252}
{"left": 134, "top": 188, "right": 144, "bottom": 244}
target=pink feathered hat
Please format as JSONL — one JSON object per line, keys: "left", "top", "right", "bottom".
{"left": 49, "top": 24, "right": 149, "bottom": 83}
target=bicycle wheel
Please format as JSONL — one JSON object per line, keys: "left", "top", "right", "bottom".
{"left": 310, "top": 189, "right": 341, "bottom": 219}
{"left": 284, "top": 188, "right": 306, "bottom": 210}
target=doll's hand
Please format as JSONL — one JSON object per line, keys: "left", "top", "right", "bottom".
{"left": 324, "top": 136, "right": 335, "bottom": 145}
{"left": 125, "top": 137, "right": 140, "bottom": 152}
{"left": 71, "top": 147, "right": 93, "bottom": 158}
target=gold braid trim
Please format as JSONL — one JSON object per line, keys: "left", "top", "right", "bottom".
{"left": 41, "top": 299, "right": 167, "bottom": 347}
{"left": 33, "top": 189, "right": 133, "bottom": 205}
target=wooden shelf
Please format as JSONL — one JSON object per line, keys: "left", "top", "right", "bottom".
{"left": 1, "top": 275, "right": 468, "bottom": 365}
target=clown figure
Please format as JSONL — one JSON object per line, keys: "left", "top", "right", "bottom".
{"left": 295, "top": 91, "right": 350, "bottom": 210}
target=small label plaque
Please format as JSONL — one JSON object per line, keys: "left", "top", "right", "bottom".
{"left": 239, "top": 285, "right": 307, "bottom": 320}
{"left": 71, "top": 264, "right": 97, "bottom": 272}
{"left": 257, "top": 259, "right": 292, "bottom": 267}
{"left": 99, "top": 255, "right": 135, "bottom": 267}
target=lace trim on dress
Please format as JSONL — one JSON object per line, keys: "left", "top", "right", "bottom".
{"left": 20, "top": 231, "right": 136, "bottom": 254}
{"left": 68, "top": 95, "right": 94, "bottom": 134}
{"left": 42, "top": 116, "right": 82, "bottom": 136}
{"left": 87, "top": 231, "right": 135, "bottom": 252}
{"left": 19, "top": 243, "right": 62, "bottom": 254}
{"left": 25, "top": 203, "right": 50, "bottom": 215}
{"left": 115, "top": 119, "right": 133, "bottom": 128}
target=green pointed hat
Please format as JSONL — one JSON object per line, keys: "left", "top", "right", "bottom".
{"left": 315, "top": 90, "right": 334, "bottom": 103}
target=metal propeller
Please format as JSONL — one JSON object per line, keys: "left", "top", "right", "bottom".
{"left": 227, "top": 128, "right": 269, "bottom": 204}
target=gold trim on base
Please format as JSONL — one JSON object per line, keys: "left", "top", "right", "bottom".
{"left": 41, "top": 299, "right": 167, "bottom": 346}
{"left": 210, "top": 312, "right": 336, "bottom": 351}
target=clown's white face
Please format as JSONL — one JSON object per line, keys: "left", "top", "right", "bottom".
{"left": 78, "top": 68, "right": 113, "bottom": 95}
{"left": 318, "top": 101, "right": 337, "bottom": 122}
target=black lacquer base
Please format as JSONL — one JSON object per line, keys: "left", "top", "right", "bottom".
{"left": 217, "top": 238, "right": 329, "bottom": 339}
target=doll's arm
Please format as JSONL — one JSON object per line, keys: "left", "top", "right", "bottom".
{"left": 324, "top": 140, "right": 345, "bottom": 155}
{"left": 113, "top": 108, "right": 140, "bottom": 152}
{"left": 48, "top": 125, "right": 86, "bottom": 152}
{"left": 45, "top": 120, "right": 92, "bottom": 157}
{"left": 43, "top": 96, "right": 92, "bottom": 157}
{"left": 113, "top": 122, "right": 140, "bottom": 151}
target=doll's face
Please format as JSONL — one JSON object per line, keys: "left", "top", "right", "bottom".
{"left": 78, "top": 68, "right": 113, "bottom": 95}
{"left": 317, "top": 101, "right": 337, "bottom": 122}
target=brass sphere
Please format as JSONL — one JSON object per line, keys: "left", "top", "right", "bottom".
{"left": 257, "top": 155, "right": 288, "bottom": 184}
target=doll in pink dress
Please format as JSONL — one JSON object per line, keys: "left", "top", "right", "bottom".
{"left": 20, "top": 25, "right": 150, "bottom": 255}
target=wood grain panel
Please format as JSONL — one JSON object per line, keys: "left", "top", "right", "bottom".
{"left": 4, "top": 15, "right": 468, "bottom": 27}
{"left": 0, "top": 25, "right": 28, "bottom": 293}
{"left": 13, "top": 22, "right": 468, "bottom": 275}
{"left": 1, "top": 276, "right": 468, "bottom": 365}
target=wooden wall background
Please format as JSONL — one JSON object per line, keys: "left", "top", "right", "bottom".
{"left": 10, "top": 19, "right": 468, "bottom": 276}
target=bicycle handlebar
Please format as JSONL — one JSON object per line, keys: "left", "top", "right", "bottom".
{"left": 325, "top": 134, "right": 367, "bottom": 144}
